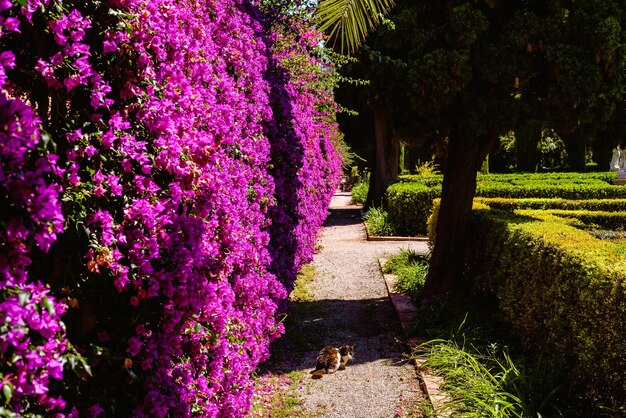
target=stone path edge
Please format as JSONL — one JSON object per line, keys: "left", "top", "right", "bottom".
{"left": 378, "top": 258, "right": 452, "bottom": 418}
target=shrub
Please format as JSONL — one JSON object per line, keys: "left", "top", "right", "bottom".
{"left": 462, "top": 206, "right": 626, "bottom": 406}
{"left": 476, "top": 197, "right": 626, "bottom": 212}
{"left": 543, "top": 209, "right": 626, "bottom": 230}
{"left": 414, "top": 160, "right": 440, "bottom": 176}
{"left": 0, "top": 2, "right": 341, "bottom": 416}
{"left": 386, "top": 182, "right": 441, "bottom": 236}
{"left": 390, "top": 172, "right": 626, "bottom": 235}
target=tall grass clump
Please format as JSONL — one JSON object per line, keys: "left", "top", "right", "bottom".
{"left": 364, "top": 207, "right": 396, "bottom": 236}
{"left": 351, "top": 181, "right": 369, "bottom": 204}
{"left": 384, "top": 249, "right": 429, "bottom": 299}
{"left": 412, "top": 293, "right": 591, "bottom": 417}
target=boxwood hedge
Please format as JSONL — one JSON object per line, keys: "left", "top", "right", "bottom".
{"left": 388, "top": 173, "right": 626, "bottom": 235}
{"left": 431, "top": 203, "right": 626, "bottom": 405}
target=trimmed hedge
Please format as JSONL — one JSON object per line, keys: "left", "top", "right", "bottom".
{"left": 476, "top": 197, "right": 626, "bottom": 212}
{"left": 399, "top": 171, "right": 615, "bottom": 185}
{"left": 544, "top": 209, "right": 626, "bottom": 231}
{"left": 474, "top": 198, "right": 626, "bottom": 230}
{"left": 459, "top": 206, "right": 626, "bottom": 405}
{"left": 386, "top": 182, "right": 441, "bottom": 236}
{"left": 388, "top": 173, "right": 626, "bottom": 235}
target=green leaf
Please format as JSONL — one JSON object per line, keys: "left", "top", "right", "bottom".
{"left": 42, "top": 297, "right": 56, "bottom": 316}
{"left": 2, "top": 383, "right": 12, "bottom": 405}
{"left": 18, "top": 292, "right": 29, "bottom": 307}
{"left": 0, "top": 406, "right": 17, "bottom": 418}
{"left": 316, "top": 0, "right": 396, "bottom": 55}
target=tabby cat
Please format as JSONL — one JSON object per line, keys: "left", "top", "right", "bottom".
{"left": 310, "top": 344, "right": 354, "bottom": 379}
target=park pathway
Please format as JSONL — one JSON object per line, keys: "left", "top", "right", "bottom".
{"left": 269, "top": 191, "right": 430, "bottom": 417}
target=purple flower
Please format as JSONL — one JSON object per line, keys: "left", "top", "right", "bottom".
{"left": 4, "top": 17, "right": 20, "bottom": 32}
{"left": 102, "top": 40, "right": 118, "bottom": 53}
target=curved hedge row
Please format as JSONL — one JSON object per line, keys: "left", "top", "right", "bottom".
{"left": 464, "top": 208, "right": 626, "bottom": 406}
{"left": 475, "top": 197, "right": 626, "bottom": 212}
{"left": 387, "top": 173, "right": 626, "bottom": 235}
{"left": 0, "top": 1, "right": 341, "bottom": 416}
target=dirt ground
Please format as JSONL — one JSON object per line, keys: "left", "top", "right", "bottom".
{"left": 267, "top": 191, "right": 430, "bottom": 417}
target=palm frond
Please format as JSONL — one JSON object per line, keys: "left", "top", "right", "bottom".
{"left": 316, "top": 0, "right": 395, "bottom": 55}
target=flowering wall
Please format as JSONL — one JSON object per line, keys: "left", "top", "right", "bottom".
{"left": 0, "top": 1, "right": 341, "bottom": 416}
{"left": 267, "top": 16, "right": 343, "bottom": 290}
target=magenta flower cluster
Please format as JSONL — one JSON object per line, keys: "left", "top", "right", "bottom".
{"left": 0, "top": 5, "right": 68, "bottom": 405}
{"left": 267, "top": 21, "right": 343, "bottom": 288}
{"left": 0, "top": 0, "right": 341, "bottom": 416}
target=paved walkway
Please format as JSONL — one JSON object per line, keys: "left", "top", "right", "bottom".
{"left": 274, "top": 191, "right": 430, "bottom": 417}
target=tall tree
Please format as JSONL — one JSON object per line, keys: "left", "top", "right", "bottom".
{"left": 319, "top": 0, "right": 626, "bottom": 295}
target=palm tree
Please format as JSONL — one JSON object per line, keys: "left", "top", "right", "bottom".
{"left": 316, "top": 0, "right": 395, "bottom": 54}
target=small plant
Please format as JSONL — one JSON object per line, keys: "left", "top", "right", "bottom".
{"left": 351, "top": 181, "right": 369, "bottom": 204}
{"left": 384, "top": 249, "right": 429, "bottom": 299}
{"left": 364, "top": 206, "right": 395, "bottom": 236}
{"left": 414, "top": 160, "right": 440, "bottom": 176}
{"left": 394, "top": 263, "right": 428, "bottom": 299}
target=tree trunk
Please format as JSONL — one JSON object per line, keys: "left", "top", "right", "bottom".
{"left": 365, "top": 105, "right": 399, "bottom": 208}
{"left": 424, "top": 131, "right": 496, "bottom": 296}
{"left": 562, "top": 130, "right": 587, "bottom": 171}
{"left": 515, "top": 122, "right": 540, "bottom": 172}
{"left": 591, "top": 129, "right": 615, "bottom": 171}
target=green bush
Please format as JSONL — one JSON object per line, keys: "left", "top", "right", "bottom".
{"left": 544, "top": 209, "right": 626, "bottom": 231}
{"left": 364, "top": 207, "right": 395, "bottom": 236}
{"left": 461, "top": 206, "right": 626, "bottom": 406}
{"left": 389, "top": 172, "right": 626, "bottom": 235}
{"left": 386, "top": 182, "right": 441, "bottom": 236}
{"left": 351, "top": 182, "right": 368, "bottom": 205}
{"left": 476, "top": 197, "right": 626, "bottom": 212}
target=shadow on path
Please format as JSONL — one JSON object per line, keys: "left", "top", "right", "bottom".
{"left": 266, "top": 297, "right": 411, "bottom": 374}
{"left": 323, "top": 207, "right": 363, "bottom": 227}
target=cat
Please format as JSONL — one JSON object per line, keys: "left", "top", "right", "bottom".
{"left": 310, "top": 344, "right": 354, "bottom": 379}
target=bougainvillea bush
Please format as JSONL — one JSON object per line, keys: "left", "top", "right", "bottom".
{"left": 266, "top": 11, "right": 343, "bottom": 290}
{"left": 0, "top": 0, "right": 341, "bottom": 416}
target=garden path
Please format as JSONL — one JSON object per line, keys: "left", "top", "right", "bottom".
{"left": 267, "top": 191, "right": 430, "bottom": 417}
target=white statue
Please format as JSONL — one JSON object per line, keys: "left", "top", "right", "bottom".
{"left": 611, "top": 146, "right": 622, "bottom": 172}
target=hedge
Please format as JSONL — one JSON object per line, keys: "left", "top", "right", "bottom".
{"left": 475, "top": 197, "right": 626, "bottom": 212}
{"left": 388, "top": 173, "right": 626, "bottom": 235}
{"left": 386, "top": 182, "right": 441, "bottom": 235}
{"left": 0, "top": 2, "right": 341, "bottom": 416}
{"left": 399, "top": 171, "right": 615, "bottom": 186}
{"left": 542, "top": 209, "right": 626, "bottom": 231}
{"left": 454, "top": 205, "right": 626, "bottom": 405}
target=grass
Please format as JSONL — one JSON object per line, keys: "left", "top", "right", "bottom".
{"left": 412, "top": 293, "right": 594, "bottom": 417}
{"left": 364, "top": 206, "right": 396, "bottom": 236}
{"left": 383, "top": 249, "right": 429, "bottom": 300}
{"left": 248, "top": 370, "right": 316, "bottom": 418}
{"left": 382, "top": 248, "right": 592, "bottom": 417}
{"left": 289, "top": 264, "right": 317, "bottom": 302}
